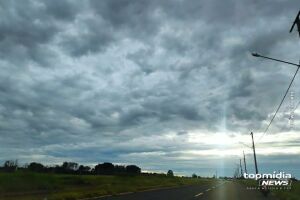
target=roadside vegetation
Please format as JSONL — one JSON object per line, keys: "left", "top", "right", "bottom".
{"left": 0, "top": 160, "right": 217, "bottom": 200}
{"left": 271, "top": 181, "right": 300, "bottom": 200}
{"left": 239, "top": 178, "right": 300, "bottom": 200}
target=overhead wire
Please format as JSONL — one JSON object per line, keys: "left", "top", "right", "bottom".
{"left": 257, "top": 65, "right": 300, "bottom": 142}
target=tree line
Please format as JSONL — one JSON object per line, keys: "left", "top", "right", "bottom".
{"left": 0, "top": 160, "right": 145, "bottom": 175}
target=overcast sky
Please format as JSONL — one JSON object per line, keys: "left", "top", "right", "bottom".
{"left": 0, "top": 0, "right": 300, "bottom": 177}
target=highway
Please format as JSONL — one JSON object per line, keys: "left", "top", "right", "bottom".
{"left": 99, "top": 181, "right": 278, "bottom": 200}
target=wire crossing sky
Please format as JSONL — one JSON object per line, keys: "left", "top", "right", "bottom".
{"left": 0, "top": 0, "right": 300, "bottom": 177}
{"left": 258, "top": 65, "right": 299, "bottom": 142}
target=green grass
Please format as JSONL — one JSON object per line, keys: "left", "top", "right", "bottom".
{"left": 271, "top": 181, "right": 300, "bottom": 200}
{"left": 0, "top": 172, "right": 217, "bottom": 200}
{"left": 239, "top": 179, "right": 300, "bottom": 200}
{"left": 238, "top": 179, "right": 257, "bottom": 187}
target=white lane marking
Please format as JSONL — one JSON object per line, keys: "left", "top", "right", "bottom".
{"left": 79, "top": 195, "right": 112, "bottom": 200}
{"left": 194, "top": 192, "right": 203, "bottom": 197}
{"left": 194, "top": 183, "right": 226, "bottom": 198}
{"left": 118, "top": 192, "right": 133, "bottom": 195}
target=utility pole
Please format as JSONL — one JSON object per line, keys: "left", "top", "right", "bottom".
{"left": 289, "top": 10, "right": 300, "bottom": 37}
{"left": 239, "top": 158, "right": 243, "bottom": 177}
{"left": 243, "top": 150, "right": 247, "bottom": 174}
{"left": 250, "top": 132, "right": 259, "bottom": 174}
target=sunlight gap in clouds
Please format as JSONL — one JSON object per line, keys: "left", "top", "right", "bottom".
{"left": 0, "top": 0, "right": 300, "bottom": 177}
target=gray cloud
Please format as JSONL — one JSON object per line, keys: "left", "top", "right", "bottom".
{"left": 0, "top": 0, "right": 299, "bottom": 177}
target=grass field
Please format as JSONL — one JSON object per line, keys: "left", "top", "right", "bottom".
{"left": 0, "top": 172, "right": 217, "bottom": 200}
{"left": 239, "top": 179, "right": 300, "bottom": 200}
{"left": 271, "top": 181, "right": 300, "bottom": 200}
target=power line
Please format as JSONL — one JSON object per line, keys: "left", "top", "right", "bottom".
{"left": 239, "top": 141, "right": 252, "bottom": 149}
{"left": 257, "top": 65, "right": 300, "bottom": 142}
{"left": 252, "top": 11, "right": 300, "bottom": 142}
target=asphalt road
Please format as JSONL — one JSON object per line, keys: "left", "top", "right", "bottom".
{"left": 99, "top": 181, "right": 278, "bottom": 200}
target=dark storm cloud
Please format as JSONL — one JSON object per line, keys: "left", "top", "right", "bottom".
{"left": 90, "top": 0, "right": 158, "bottom": 33}
{"left": 229, "top": 71, "right": 254, "bottom": 99}
{"left": 43, "top": 0, "right": 80, "bottom": 21}
{"left": 0, "top": 0, "right": 84, "bottom": 66}
{"left": 0, "top": 0, "right": 299, "bottom": 176}
{"left": 60, "top": 0, "right": 162, "bottom": 57}
{"left": 60, "top": 17, "right": 117, "bottom": 57}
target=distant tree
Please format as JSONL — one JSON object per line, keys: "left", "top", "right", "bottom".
{"left": 28, "top": 162, "right": 44, "bottom": 172}
{"left": 3, "top": 160, "right": 17, "bottom": 172}
{"left": 94, "top": 162, "right": 114, "bottom": 175}
{"left": 114, "top": 165, "right": 126, "bottom": 174}
{"left": 70, "top": 162, "right": 78, "bottom": 171}
{"left": 192, "top": 173, "right": 198, "bottom": 178}
{"left": 23, "top": 163, "right": 29, "bottom": 168}
{"left": 126, "top": 165, "right": 141, "bottom": 174}
{"left": 78, "top": 165, "right": 91, "bottom": 175}
{"left": 53, "top": 165, "right": 63, "bottom": 173}
{"left": 62, "top": 162, "right": 79, "bottom": 172}
{"left": 167, "top": 170, "right": 174, "bottom": 177}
